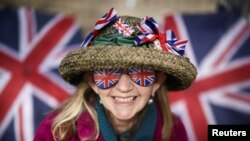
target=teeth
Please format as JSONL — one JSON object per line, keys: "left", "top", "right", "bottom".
{"left": 114, "top": 97, "right": 134, "bottom": 103}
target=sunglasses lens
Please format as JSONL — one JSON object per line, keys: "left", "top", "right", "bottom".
{"left": 128, "top": 68, "right": 155, "bottom": 87}
{"left": 93, "top": 69, "right": 122, "bottom": 89}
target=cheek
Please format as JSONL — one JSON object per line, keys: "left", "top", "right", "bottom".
{"left": 140, "top": 92, "right": 151, "bottom": 104}
{"left": 97, "top": 91, "right": 113, "bottom": 110}
{"left": 96, "top": 88, "right": 111, "bottom": 97}
{"left": 94, "top": 87, "right": 113, "bottom": 103}
{"left": 135, "top": 86, "right": 153, "bottom": 104}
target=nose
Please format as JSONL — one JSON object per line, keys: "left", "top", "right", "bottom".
{"left": 115, "top": 74, "right": 133, "bottom": 92}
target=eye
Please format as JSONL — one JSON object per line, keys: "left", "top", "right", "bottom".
{"left": 93, "top": 69, "right": 122, "bottom": 89}
{"left": 127, "top": 68, "right": 155, "bottom": 87}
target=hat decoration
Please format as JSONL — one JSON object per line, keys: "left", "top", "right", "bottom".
{"left": 113, "top": 18, "right": 135, "bottom": 36}
{"left": 165, "top": 30, "right": 188, "bottom": 56}
{"left": 81, "top": 8, "right": 188, "bottom": 57}
{"left": 81, "top": 8, "right": 117, "bottom": 47}
{"left": 135, "top": 17, "right": 168, "bottom": 52}
{"left": 135, "top": 17, "right": 188, "bottom": 56}
{"left": 59, "top": 7, "right": 197, "bottom": 90}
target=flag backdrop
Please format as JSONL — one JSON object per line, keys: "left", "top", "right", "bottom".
{"left": 166, "top": 8, "right": 250, "bottom": 141}
{"left": 1, "top": 6, "right": 250, "bottom": 141}
{"left": 0, "top": 7, "right": 83, "bottom": 141}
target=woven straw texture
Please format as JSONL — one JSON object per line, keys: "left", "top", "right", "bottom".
{"left": 59, "top": 45, "right": 197, "bottom": 90}
{"left": 59, "top": 15, "right": 197, "bottom": 90}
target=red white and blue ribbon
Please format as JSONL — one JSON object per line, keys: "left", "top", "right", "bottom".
{"left": 135, "top": 17, "right": 168, "bottom": 52}
{"left": 165, "top": 30, "right": 188, "bottom": 56}
{"left": 80, "top": 8, "right": 117, "bottom": 47}
{"left": 135, "top": 17, "right": 188, "bottom": 56}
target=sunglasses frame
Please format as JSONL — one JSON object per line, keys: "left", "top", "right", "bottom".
{"left": 93, "top": 68, "right": 156, "bottom": 89}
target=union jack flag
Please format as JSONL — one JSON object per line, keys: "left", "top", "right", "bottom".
{"left": 164, "top": 8, "right": 250, "bottom": 141}
{"left": 93, "top": 69, "right": 122, "bottom": 89}
{"left": 0, "top": 6, "right": 83, "bottom": 141}
{"left": 113, "top": 18, "right": 135, "bottom": 36}
{"left": 127, "top": 68, "right": 155, "bottom": 87}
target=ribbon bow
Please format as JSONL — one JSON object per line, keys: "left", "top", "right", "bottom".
{"left": 165, "top": 30, "right": 188, "bottom": 56}
{"left": 135, "top": 17, "right": 188, "bottom": 56}
{"left": 80, "top": 8, "right": 117, "bottom": 47}
{"left": 135, "top": 17, "right": 168, "bottom": 52}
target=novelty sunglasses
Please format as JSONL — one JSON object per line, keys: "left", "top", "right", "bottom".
{"left": 93, "top": 68, "right": 156, "bottom": 89}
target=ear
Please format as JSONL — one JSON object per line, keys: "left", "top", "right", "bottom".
{"left": 152, "top": 72, "right": 166, "bottom": 93}
{"left": 83, "top": 71, "right": 99, "bottom": 94}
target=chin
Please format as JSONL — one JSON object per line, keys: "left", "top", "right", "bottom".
{"left": 113, "top": 112, "right": 136, "bottom": 121}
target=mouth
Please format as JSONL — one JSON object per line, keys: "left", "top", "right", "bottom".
{"left": 112, "top": 96, "right": 138, "bottom": 104}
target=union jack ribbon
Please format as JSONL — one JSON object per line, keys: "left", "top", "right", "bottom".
{"left": 135, "top": 17, "right": 188, "bottom": 56}
{"left": 80, "top": 8, "right": 117, "bottom": 47}
{"left": 165, "top": 30, "right": 188, "bottom": 56}
{"left": 135, "top": 17, "right": 168, "bottom": 51}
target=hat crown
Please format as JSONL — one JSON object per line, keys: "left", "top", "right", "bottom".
{"left": 59, "top": 9, "right": 197, "bottom": 90}
{"left": 97, "top": 16, "right": 142, "bottom": 37}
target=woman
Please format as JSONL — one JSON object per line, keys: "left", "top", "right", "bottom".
{"left": 34, "top": 8, "right": 197, "bottom": 141}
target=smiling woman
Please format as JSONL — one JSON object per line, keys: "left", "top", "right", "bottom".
{"left": 33, "top": 8, "right": 197, "bottom": 141}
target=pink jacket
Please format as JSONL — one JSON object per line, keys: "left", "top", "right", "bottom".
{"left": 34, "top": 110, "right": 188, "bottom": 141}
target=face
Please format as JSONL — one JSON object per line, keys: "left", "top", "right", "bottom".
{"left": 84, "top": 68, "right": 166, "bottom": 121}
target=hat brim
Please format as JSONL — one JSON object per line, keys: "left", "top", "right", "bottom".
{"left": 59, "top": 45, "right": 197, "bottom": 90}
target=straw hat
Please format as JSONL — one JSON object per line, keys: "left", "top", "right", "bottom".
{"left": 59, "top": 9, "right": 197, "bottom": 90}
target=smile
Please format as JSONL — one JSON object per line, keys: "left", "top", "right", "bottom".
{"left": 112, "top": 96, "right": 137, "bottom": 103}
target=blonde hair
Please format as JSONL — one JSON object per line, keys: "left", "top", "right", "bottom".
{"left": 52, "top": 82, "right": 99, "bottom": 141}
{"left": 156, "top": 81, "right": 173, "bottom": 141}
{"left": 51, "top": 81, "right": 173, "bottom": 141}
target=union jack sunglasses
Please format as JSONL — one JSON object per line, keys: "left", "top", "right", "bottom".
{"left": 93, "top": 68, "right": 156, "bottom": 89}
